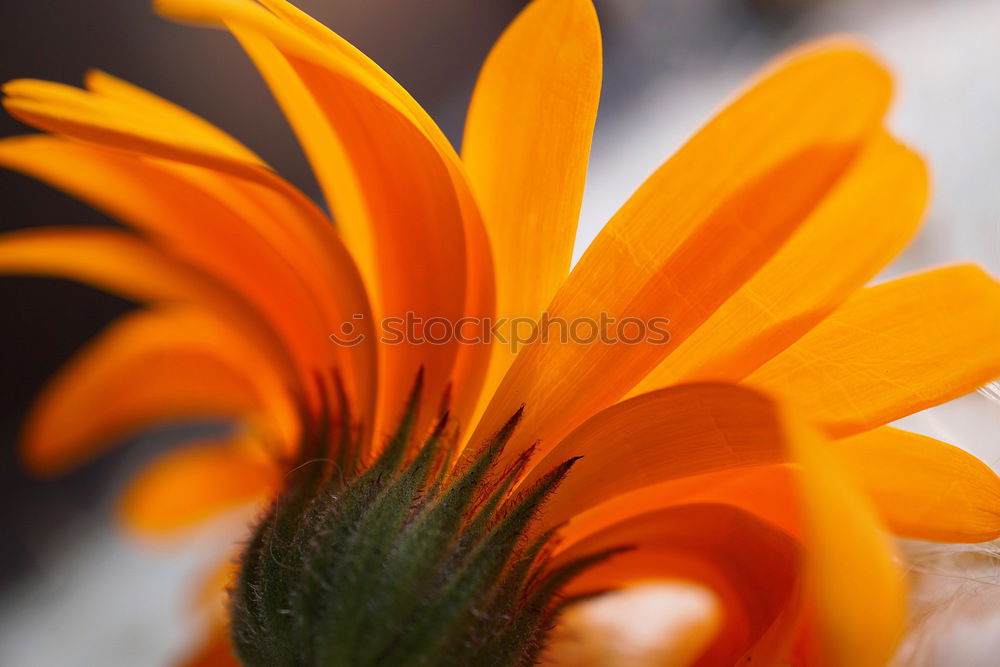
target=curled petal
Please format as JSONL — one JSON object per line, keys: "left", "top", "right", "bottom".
{"left": 553, "top": 503, "right": 802, "bottom": 665}
{"left": 17, "top": 305, "right": 295, "bottom": 474}
{"left": 520, "top": 383, "right": 787, "bottom": 531}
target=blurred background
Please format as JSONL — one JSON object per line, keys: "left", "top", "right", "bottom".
{"left": 1, "top": 0, "right": 999, "bottom": 664}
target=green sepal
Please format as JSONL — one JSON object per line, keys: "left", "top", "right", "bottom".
{"left": 229, "top": 377, "right": 619, "bottom": 667}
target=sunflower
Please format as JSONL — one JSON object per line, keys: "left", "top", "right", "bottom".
{"left": 3, "top": 0, "right": 1000, "bottom": 665}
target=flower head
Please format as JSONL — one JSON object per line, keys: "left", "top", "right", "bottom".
{"left": 4, "top": 0, "right": 1000, "bottom": 665}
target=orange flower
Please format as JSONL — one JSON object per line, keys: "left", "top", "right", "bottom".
{"left": 3, "top": 0, "right": 1000, "bottom": 665}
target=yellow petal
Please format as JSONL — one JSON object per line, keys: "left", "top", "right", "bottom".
{"left": 120, "top": 435, "right": 278, "bottom": 534}
{"left": 748, "top": 265, "right": 1000, "bottom": 436}
{"left": 629, "top": 130, "right": 927, "bottom": 394}
{"left": 468, "top": 41, "right": 891, "bottom": 468}
{"left": 837, "top": 426, "right": 1000, "bottom": 542}
{"left": 462, "top": 0, "right": 602, "bottom": 417}
{"left": 18, "top": 306, "right": 294, "bottom": 475}
{"left": 789, "top": 419, "right": 906, "bottom": 666}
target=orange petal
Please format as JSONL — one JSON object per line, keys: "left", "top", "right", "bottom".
{"left": 520, "top": 383, "right": 788, "bottom": 532}
{"left": 120, "top": 436, "right": 278, "bottom": 534}
{"left": 72, "top": 74, "right": 376, "bottom": 403}
{"left": 158, "top": 0, "right": 493, "bottom": 438}
{"left": 179, "top": 626, "right": 241, "bottom": 667}
{"left": 468, "top": 41, "right": 891, "bottom": 468}
{"left": 462, "top": 0, "right": 602, "bottom": 419}
{"left": 61, "top": 74, "right": 372, "bottom": 360}
{"left": 561, "top": 466, "right": 802, "bottom": 547}
{"left": 569, "top": 422, "right": 1000, "bottom": 548}
{"left": 0, "top": 135, "right": 369, "bottom": 407}
{"left": 0, "top": 225, "right": 298, "bottom": 392}
{"left": 551, "top": 402, "right": 905, "bottom": 665}
{"left": 0, "top": 226, "right": 217, "bottom": 302}
{"left": 747, "top": 265, "right": 1000, "bottom": 436}
{"left": 788, "top": 419, "right": 906, "bottom": 666}
{"left": 552, "top": 503, "right": 802, "bottom": 665}
{"left": 275, "top": 57, "right": 468, "bottom": 436}
{"left": 2, "top": 76, "right": 269, "bottom": 185}
{"left": 18, "top": 306, "right": 294, "bottom": 475}
{"left": 629, "top": 130, "right": 927, "bottom": 393}
{"left": 83, "top": 68, "right": 261, "bottom": 162}
{"left": 837, "top": 426, "right": 1000, "bottom": 542}
{"left": 194, "top": 556, "right": 240, "bottom": 623}
{"left": 237, "top": 0, "right": 498, "bottom": 367}
{"left": 158, "top": 159, "right": 377, "bottom": 428}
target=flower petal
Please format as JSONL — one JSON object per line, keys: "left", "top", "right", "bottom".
{"left": 120, "top": 436, "right": 278, "bottom": 534}
{"left": 180, "top": 632, "right": 240, "bottom": 667}
{"left": 629, "top": 130, "right": 927, "bottom": 394}
{"left": 0, "top": 223, "right": 303, "bottom": 398}
{"left": 16, "top": 306, "right": 294, "bottom": 475}
{"left": 561, "top": 467, "right": 801, "bottom": 545}
{"left": 0, "top": 226, "right": 218, "bottom": 302}
{"left": 0, "top": 135, "right": 373, "bottom": 409}
{"left": 553, "top": 503, "right": 802, "bottom": 665}
{"left": 83, "top": 69, "right": 258, "bottom": 158}
{"left": 747, "top": 265, "right": 1000, "bottom": 436}
{"left": 837, "top": 426, "right": 1000, "bottom": 542}
{"left": 5, "top": 77, "right": 374, "bottom": 361}
{"left": 567, "top": 430, "right": 1000, "bottom": 548}
{"left": 159, "top": 159, "right": 376, "bottom": 426}
{"left": 789, "top": 418, "right": 906, "bottom": 666}
{"left": 462, "top": 0, "right": 602, "bottom": 415}
{"left": 468, "top": 41, "right": 892, "bottom": 467}
{"left": 157, "top": 0, "right": 493, "bottom": 437}
{"left": 553, "top": 413, "right": 905, "bottom": 664}
{"left": 520, "top": 383, "right": 788, "bottom": 532}
{"left": 0, "top": 226, "right": 282, "bottom": 365}
{"left": 2, "top": 76, "right": 269, "bottom": 184}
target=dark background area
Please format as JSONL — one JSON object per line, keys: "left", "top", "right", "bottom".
{"left": 0, "top": 0, "right": 799, "bottom": 592}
